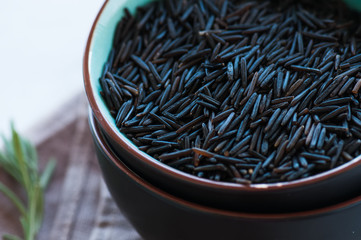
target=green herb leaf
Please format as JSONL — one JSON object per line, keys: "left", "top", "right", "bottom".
{"left": 40, "top": 158, "right": 56, "bottom": 189}
{"left": 0, "top": 126, "right": 56, "bottom": 240}
{"left": 0, "top": 182, "right": 26, "bottom": 216}
{"left": 2, "top": 234, "right": 23, "bottom": 240}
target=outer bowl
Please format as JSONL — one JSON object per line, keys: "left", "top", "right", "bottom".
{"left": 83, "top": 0, "right": 361, "bottom": 213}
{"left": 89, "top": 110, "right": 361, "bottom": 240}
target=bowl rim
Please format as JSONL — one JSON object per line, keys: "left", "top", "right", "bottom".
{"left": 83, "top": 0, "right": 361, "bottom": 193}
{"left": 90, "top": 110, "right": 361, "bottom": 219}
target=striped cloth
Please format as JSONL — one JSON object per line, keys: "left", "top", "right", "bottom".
{"left": 0, "top": 94, "right": 142, "bottom": 240}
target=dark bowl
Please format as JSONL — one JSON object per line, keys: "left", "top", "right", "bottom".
{"left": 83, "top": 0, "right": 361, "bottom": 213}
{"left": 89, "top": 111, "right": 361, "bottom": 240}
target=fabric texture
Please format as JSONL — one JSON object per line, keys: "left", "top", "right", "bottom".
{"left": 0, "top": 94, "right": 142, "bottom": 240}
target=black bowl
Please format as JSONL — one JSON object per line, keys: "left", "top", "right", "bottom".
{"left": 89, "top": 111, "right": 361, "bottom": 240}
{"left": 84, "top": 0, "right": 361, "bottom": 214}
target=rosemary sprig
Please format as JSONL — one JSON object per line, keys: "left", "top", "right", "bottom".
{"left": 0, "top": 126, "right": 56, "bottom": 240}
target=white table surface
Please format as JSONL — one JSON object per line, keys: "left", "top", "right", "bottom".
{"left": 0, "top": 0, "right": 104, "bottom": 135}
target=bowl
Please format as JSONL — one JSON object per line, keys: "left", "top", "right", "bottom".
{"left": 83, "top": 0, "right": 361, "bottom": 213}
{"left": 89, "top": 110, "right": 361, "bottom": 240}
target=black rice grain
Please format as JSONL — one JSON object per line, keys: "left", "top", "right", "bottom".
{"left": 100, "top": 0, "right": 361, "bottom": 184}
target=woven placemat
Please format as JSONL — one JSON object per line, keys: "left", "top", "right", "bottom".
{"left": 0, "top": 93, "right": 142, "bottom": 240}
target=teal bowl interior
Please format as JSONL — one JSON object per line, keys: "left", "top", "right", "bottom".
{"left": 344, "top": 0, "right": 361, "bottom": 12}
{"left": 88, "top": 0, "right": 154, "bottom": 127}
{"left": 84, "top": 0, "right": 361, "bottom": 213}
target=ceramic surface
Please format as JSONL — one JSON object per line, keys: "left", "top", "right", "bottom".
{"left": 89, "top": 112, "right": 361, "bottom": 240}
{"left": 84, "top": 0, "right": 361, "bottom": 213}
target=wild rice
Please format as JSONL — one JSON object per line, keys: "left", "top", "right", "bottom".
{"left": 100, "top": 0, "right": 361, "bottom": 184}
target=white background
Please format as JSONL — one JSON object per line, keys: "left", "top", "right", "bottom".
{"left": 0, "top": 0, "right": 104, "bottom": 135}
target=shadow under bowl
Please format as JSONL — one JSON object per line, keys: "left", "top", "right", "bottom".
{"left": 83, "top": 0, "right": 361, "bottom": 213}
{"left": 89, "top": 110, "right": 361, "bottom": 240}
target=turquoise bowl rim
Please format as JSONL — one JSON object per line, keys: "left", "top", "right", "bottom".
{"left": 83, "top": 0, "right": 361, "bottom": 192}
